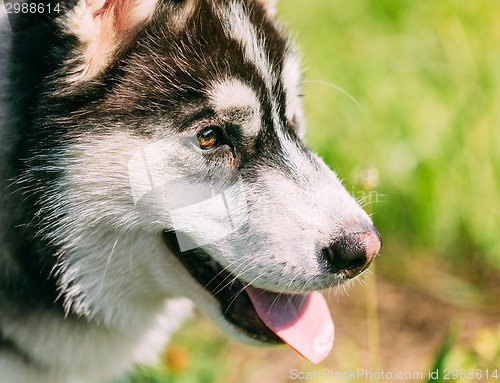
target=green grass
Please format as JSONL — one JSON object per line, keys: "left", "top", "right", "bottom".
{"left": 123, "top": 318, "right": 231, "bottom": 383}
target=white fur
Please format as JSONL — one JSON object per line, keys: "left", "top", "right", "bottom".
{"left": 208, "top": 78, "right": 261, "bottom": 137}
{"left": 256, "top": 0, "right": 277, "bottom": 17}
{"left": 283, "top": 52, "right": 306, "bottom": 137}
{"left": 0, "top": 298, "right": 191, "bottom": 383}
{"left": 65, "top": 0, "right": 104, "bottom": 46}
{"left": 40, "top": 130, "right": 262, "bottom": 347}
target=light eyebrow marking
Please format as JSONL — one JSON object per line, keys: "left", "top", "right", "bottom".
{"left": 208, "top": 78, "right": 261, "bottom": 137}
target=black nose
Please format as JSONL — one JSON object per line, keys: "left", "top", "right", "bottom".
{"left": 323, "top": 227, "right": 381, "bottom": 278}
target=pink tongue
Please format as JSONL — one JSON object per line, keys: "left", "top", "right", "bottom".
{"left": 246, "top": 286, "right": 334, "bottom": 364}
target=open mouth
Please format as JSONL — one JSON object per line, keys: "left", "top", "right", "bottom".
{"left": 162, "top": 231, "right": 335, "bottom": 364}
{"left": 162, "top": 230, "right": 282, "bottom": 343}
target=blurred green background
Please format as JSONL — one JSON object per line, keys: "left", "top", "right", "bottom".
{"left": 127, "top": 0, "right": 500, "bottom": 382}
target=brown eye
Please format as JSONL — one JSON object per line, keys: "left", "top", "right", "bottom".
{"left": 197, "top": 127, "right": 220, "bottom": 150}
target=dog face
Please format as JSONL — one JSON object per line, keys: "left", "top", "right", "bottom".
{"left": 22, "top": 0, "right": 380, "bottom": 352}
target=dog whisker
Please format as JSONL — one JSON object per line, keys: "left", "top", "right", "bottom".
{"left": 209, "top": 258, "right": 261, "bottom": 297}
{"left": 304, "top": 80, "right": 363, "bottom": 111}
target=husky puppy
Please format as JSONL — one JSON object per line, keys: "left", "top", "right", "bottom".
{"left": 0, "top": 0, "right": 381, "bottom": 382}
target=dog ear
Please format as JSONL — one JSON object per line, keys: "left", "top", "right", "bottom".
{"left": 63, "top": 0, "right": 159, "bottom": 82}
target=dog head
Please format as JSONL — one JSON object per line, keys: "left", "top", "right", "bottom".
{"left": 23, "top": 0, "right": 381, "bottom": 357}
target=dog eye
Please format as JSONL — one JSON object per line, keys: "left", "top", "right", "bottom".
{"left": 197, "top": 127, "right": 221, "bottom": 150}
